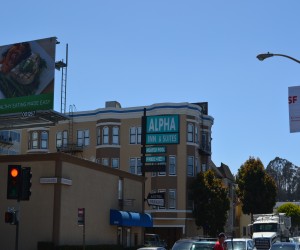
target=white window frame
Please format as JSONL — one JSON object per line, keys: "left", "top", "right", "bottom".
{"left": 102, "top": 127, "right": 109, "bottom": 145}
{"left": 168, "top": 189, "right": 176, "bottom": 209}
{"left": 77, "top": 129, "right": 90, "bottom": 147}
{"left": 102, "top": 158, "right": 109, "bottom": 166}
{"left": 187, "top": 123, "right": 194, "bottom": 142}
{"left": 112, "top": 126, "right": 119, "bottom": 145}
{"left": 169, "top": 156, "right": 176, "bottom": 176}
{"left": 187, "top": 156, "right": 194, "bottom": 176}
{"left": 129, "top": 157, "right": 142, "bottom": 175}
{"left": 41, "top": 131, "right": 48, "bottom": 149}
{"left": 112, "top": 158, "right": 120, "bottom": 169}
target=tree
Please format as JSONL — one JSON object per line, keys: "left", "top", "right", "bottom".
{"left": 190, "top": 169, "right": 230, "bottom": 236}
{"left": 236, "top": 157, "right": 277, "bottom": 220}
{"left": 277, "top": 202, "right": 300, "bottom": 231}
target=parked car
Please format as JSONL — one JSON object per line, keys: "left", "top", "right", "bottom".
{"left": 171, "top": 238, "right": 216, "bottom": 250}
{"left": 269, "top": 242, "right": 299, "bottom": 250}
{"left": 293, "top": 237, "right": 300, "bottom": 243}
{"left": 144, "top": 233, "right": 167, "bottom": 248}
{"left": 138, "top": 247, "right": 167, "bottom": 250}
{"left": 225, "top": 238, "right": 255, "bottom": 250}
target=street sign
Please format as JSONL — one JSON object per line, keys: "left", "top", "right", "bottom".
{"left": 142, "top": 165, "right": 166, "bottom": 172}
{"left": 142, "top": 146, "right": 166, "bottom": 154}
{"left": 143, "top": 156, "right": 166, "bottom": 163}
{"left": 146, "top": 192, "right": 165, "bottom": 207}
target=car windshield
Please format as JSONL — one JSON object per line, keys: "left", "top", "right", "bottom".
{"left": 271, "top": 245, "right": 296, "bottom": 250}
{"left": 253, "top": 223, "right": 278, "bottom": 232}
{"left": 225, "top": 241, "right": 246, "bottom": 250}
{"left": 172, "top": 241, "right": 194, "bottom": 250}
{"left": 191, "top": 243, "right": 214, "bottom": 250}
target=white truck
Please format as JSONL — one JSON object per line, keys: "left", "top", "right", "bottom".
{"left": 249, "top": 213, "right": 291, "bottom": 250}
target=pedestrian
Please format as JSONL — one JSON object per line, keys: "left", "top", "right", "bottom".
{"left": 214, "top": 233, "right": 226, "bottom": 250}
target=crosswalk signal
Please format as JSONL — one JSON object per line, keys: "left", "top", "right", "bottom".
{"left": 5, "top": 211, "right": 17, "bottom": 225}
{"left": 7, "top": 165, "right": 21, "bottom": 200}
{"left": 20, "top": 167, "right": 32, "bottom": 200}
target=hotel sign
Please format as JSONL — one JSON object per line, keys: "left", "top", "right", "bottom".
{"left": 145, "top": 115, "right": 179, "bottom": 145}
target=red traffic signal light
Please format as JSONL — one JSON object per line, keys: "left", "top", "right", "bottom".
{"left": 7, "top": 165, "right": 21, "bottom": 200}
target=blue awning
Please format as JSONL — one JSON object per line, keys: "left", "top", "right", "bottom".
{"left": 110, "top": 209, "right": 153, "bottom": 227}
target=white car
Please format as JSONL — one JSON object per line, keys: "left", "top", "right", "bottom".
{"left": 225, "top": 238, "right": 255, "bottom": 250}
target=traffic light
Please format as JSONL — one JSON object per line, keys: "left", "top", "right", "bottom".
{"left": 20, "top": 167, "right": 32, "bottom": 200}
{"left": 7, "top": 165, "right": 21, "bottom": 200}
{"left": 4, "top": 211, "right": 17, "bottom": 225}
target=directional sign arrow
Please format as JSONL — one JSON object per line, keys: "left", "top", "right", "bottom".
{"left": 146, "top": 192, "right": 165, "bottom": 207}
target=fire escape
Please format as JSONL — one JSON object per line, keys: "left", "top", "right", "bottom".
{"left": 55, "top": 44, "right": 83, "bottom": 156}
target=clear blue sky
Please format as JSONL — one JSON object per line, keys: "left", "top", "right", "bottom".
{"left": 2, "top": 1, "right": 300, "bottom": 175}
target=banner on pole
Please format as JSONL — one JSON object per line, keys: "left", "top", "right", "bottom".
{"left": 288, "top": 86, "right": 300, "bottom": 133}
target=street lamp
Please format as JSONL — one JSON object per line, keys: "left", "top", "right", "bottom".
{"left": 257, "top": 52, "right": 300, "bottom": 133}
{"left": 257, "top": 52, "right": 300, "bottom": 64}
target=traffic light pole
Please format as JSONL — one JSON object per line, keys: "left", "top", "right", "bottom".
{"left": 141, "top": 108, "right": 147, "bottom": 245}
{"left": 15, "top": 200, "right": 20, "bottom": 250}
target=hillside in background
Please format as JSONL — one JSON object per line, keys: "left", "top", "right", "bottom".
{"left": 266, "top": 157, "right": 300, "bottom": 201}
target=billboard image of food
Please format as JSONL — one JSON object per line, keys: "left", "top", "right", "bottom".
{"left": 0, "top": 37, "right": 56, "bottom": 114}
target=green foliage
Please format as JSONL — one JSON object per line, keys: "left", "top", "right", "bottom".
{"left": 190, "top": 169, "right": 230, "bottom": 237}
{"left": 277, "top": 202, "right": 300, "bottom": 228}
{"left": 236, "top": 157, "right": 277, "bottom": 215}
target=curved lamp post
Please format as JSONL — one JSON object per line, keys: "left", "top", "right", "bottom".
{"left": 257, "top": 52, "right": 300, "bottom": 133}
{"left": 257, "top": 52, "right": 300, "bottom": 64}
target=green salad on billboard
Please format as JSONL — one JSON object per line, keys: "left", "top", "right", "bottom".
{"left": 0, "top": 37, "right": 56, "bottom": 114}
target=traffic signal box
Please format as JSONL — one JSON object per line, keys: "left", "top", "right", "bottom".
{"left": 20, "top": 167, "right": 32, "bottom": 200}
{"left": 7, "top": 165, "right": 21, "bottom": 200}
{"left": 7, "top": 165, "right": 32, "bottom": 200}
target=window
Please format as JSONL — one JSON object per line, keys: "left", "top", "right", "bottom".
{"left": 56, "top": 131, "right": 68, "bottom": 148}
{"left": 187, "top": 156, "right": 194, "bottom": 176}
{"left": 129, "top": 158, "right": 142, "bottom": 175}
{"left": 77, "top": 129, "right": 89, "bottom": 147}
{"left": 137, "top": 127, "right": 142, "bottom": 144}
{"left": 168, "top": 189, "right": 176, "bottom": 209}
{"left": 102, "top": 158, "right": 109, "bottom": 166}
{"left": 112, "top": 158, "right": 120, "bottom": 169}
{"left": 130, "top": 126, "right": 142, "bottom": 144}
{"left": 31, "top": 131, "right": 38, "bottom": 149}
{"left": 130, "top": 127, "right": 136, "bottom": 144}
{"left": 62, "top": 131, "right": 68, "bottom": 147}
{"left": 41, "top": 131, "right": 48, "bottom": 149}
{"left": 112, "top": 126, "right": 119, "bottom": 145}
{"left": 201, "top": 163, "right": 207, "bottom": 172}
{"left": 195, "top": 157, "right": 200, "bottom": 174}
{"left": 28, "top": 130, "right": 49, "bottom": 150}
{"left": 195, "top": 126, "right": 199, "bottom": 144}
{"left": 187, "top": 123, "right": 194, "bottom": 142}
{"left": 97, "top": 127, "right": 101, "bottom": 145}
{"left": 102, "top": 158, "right": 108, "bottom": 166}
{"left": 201, "top": 132, "right": 207, "bottom": 148}
{"left": 158, "top": 189, "right": 166, "bottom": 209}
{"left": 102, "top": 127, "right": 109, "bottom": 144}
{"left": 169, "top": 156, "right": 176, "bottom": 176}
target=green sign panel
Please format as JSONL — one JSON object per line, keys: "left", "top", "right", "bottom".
{"left": 146, "top": 133, "right": 179, "bottom": 145}
{"left": 145, "top": 146, "right": 166, "bottom": 154}
{"left": 145, "top": 156, "right": 166, "bottom": 163}
{"left": 146, "top": 115, "right": 179, "bottom": 133}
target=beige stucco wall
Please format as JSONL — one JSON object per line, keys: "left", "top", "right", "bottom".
{"left": 0, "top": 153, "right": 145, "bottom": 250}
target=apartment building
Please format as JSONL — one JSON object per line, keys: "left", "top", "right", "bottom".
{"left": 1, "top": 101, "right": 221, "bottom": 246}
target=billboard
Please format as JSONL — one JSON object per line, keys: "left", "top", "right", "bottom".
{"left": 0, "top": 37, "right": 56, "bottom": 114}
{"left": 288, "top": 86, "right": 300, "bottom": 133}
